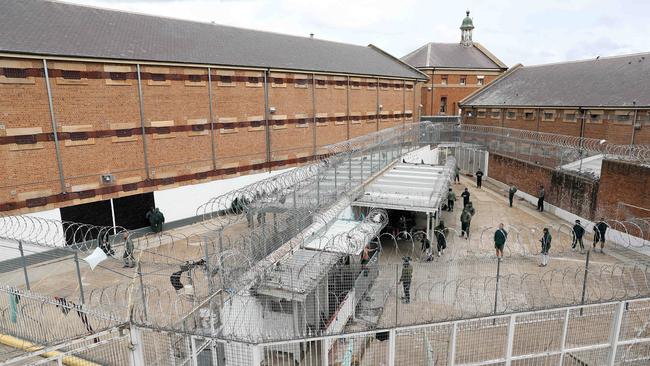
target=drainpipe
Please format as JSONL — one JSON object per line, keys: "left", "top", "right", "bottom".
{"left": 630, "top": 107, "right": 639, "bottom": 145}
{"left": 207, "top": 67, "right": 217, "bottom": 170}
{"left": 429, "top": 69, "right": 435, "bottom": 117}
{"left": 402, "top": 80, "right": 406, "bottom": 124}
{"left": 136, "top": 64, "right": 151, "bottom": 180}
{"left": 376, "top": 76, "right": 380, "bottom": 131}
{"left": 263, "top": 70, "right": 271, "bottom": 170}
{"left": 311, "top": 73, "right": 317, "bottom": 156}
{"left": 42, "top": 59, "right": 66, "bottom": 193}
{"left": 346, "top": 75, "right": 350, "bottom": 140}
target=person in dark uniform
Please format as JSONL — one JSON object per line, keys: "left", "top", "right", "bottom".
{"left": 508, "top": 184, "right": 517, "bottom": 208}
{"left": 434, "top": 221, "right": 448, "bottom": 256}
{"left": 460, "top": 203, "right": 475, "bottom": 239}
{"left": 494, "top": 223, "right": 507, "bottom": 259}
{"left": 447, "top": 188, "right": 457, "bottom": 212}
{"left": 461, "top": 188, "right": 470, "bottom": 207}
{"left": 475, "top": 169, "right": 484, "bottom": 188}
{"left": 399, "top": 257, "right": 413, "bottom": 303}
{"left": 593, "top": 218, "right": 609, "bottom": 253}
{"left": 540, "top": 228, "right": 552, "bottom": 266}
{"left": 454, "top": 165, "right": 460, "bottom": 184}
{"left": 572, "top": 219, "right": 586, "bottom": 254}
{"left": 122, "top": 232, "right": 135, "bottom": 268}
{"left": 537, "top": 186, "right": 545, "bottom": 212}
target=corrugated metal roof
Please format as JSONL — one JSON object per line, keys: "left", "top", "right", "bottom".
{"left": 401, "top": 42, "right": 504, "bottom": 69}
{"left": 255, "top": 249, "right": 342, "bottom": 300}
{"left": 461, "top": 53, "right": 650, "bottom": 107}
{"left": 0, "top": 0, "right": 425, "bottom": 79}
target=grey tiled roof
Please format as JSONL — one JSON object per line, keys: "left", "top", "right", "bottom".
{"left": 401, "top": 42, "right": 504, "bottom": 69}
{"left": 461, "top": 53, "right": 650, "bottom": 108}
{"left": 0, "top": 0, "right": 425, "bottom": 79}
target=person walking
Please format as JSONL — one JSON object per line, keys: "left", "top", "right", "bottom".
{"left": 593, "top": 218, "right": 609, "bottom": 253}
{"left": 461, "top": 188, "right": 470, "bottom": 208}
{"left": 494, "top": 223, "right": 507, "bottom": 259}
{"left": 540, "top": 228, "right": 552, "bottom": 267}
{"left": 508, "top": 184, "right": 517, "bottom": 208}
{"left": 434, "top": 220, "right": 448, "bottom": 257}
{"left": 454, "top": 165, "right": 460, "bottom": 184}
{"left": 447, "top": 188, "right": 457, "bottom": 212}
{"left": 122, "top": 232, "right": 135, "bottom": 268}
{"left": 537, "top": 185, "right": 545, "bottom": 212}
{"left": 399, "top": 257, "right": 413, "bottom": 303}
{"left": 475, "top": 169, "right": 484, "bottom": 188}
{"left": 460, "top": 203, "right": 475, "bottom": 239}
{"left": 571, "top": 220, "right": 586, "bottom": 254}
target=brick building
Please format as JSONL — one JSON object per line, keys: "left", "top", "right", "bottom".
{"left": 0, "top": 0, "right": 426, "bottom": 216}
{"left": 460, "top": 53, "right": 650, "bottom": 145}
{"left": 401, "top": 11, "right": 507, "bottom": 117}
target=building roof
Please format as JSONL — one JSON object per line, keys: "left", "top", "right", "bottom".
{"left": 401, "top": 42, "right": 506, "bottom": 70}
{"left": 0, "top": 0, "right": 425, "bottom": 80}
{"left": 461, "top": 53, "right": 650, "bottom": 108}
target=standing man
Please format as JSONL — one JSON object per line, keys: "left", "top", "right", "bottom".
{"left": 540, "top": 228, "right": 552, "bottom": 267}
{"left": 494, "top": 223, "right": 507, "bottom": 260}
{"left": 460, "top": 203, "right": 475, "bottom": 239}
{"left": 122, "top": 232, "right": 135, "bottom": 268}
{"left": 475, "top": 169, "right": 484, "bottom": 189}
{"left": 593, "top": 218, "right": 609, "bottom": 253}
{"left": 454, "top": 165, "right": 460, "bottom": 184}
{"left": 508, "top": 184, "right": 517, "bottom": 208}
{"left": 537, "top": 185, "right": 545, "bottom": 212}
{"left": 461, "top": 188, "right": 470, "bottom": 208}
{"left": 434, "top": 220, "right": 448, "bottom": 257}
{"left": 399, "top": 257, "right": 413, "bottom": 303}
{"left": 447, "top": 188, "right": 457, "bottom": 212}
{"left": 571, "top": 220, "right": 585, "bottom": 254}
{"left": 154, "top": 207, "right": 165, "bottom": 233}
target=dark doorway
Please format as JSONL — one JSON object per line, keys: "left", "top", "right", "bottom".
{"left": 60, "top": 199, "right": 112, "bottom": 245}
{"left": 113, "top": 192, "right": 155, "bottom": 230}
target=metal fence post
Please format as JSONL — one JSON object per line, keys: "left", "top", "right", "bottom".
{"left": 607, "top": 301, "right": 625, "bottom": 366}
{"left": 129, "top": 325, "right": 147, "bottom": 366}
{"left": 138, "top": 261, "right": 148, "bottom": 321}
{"left": 493, "top": 258, "right": 501, "bottom": 317}
{"left": 334, "top": 165, "right": 338, "bottom": 197}
{"left": 388, "top": 329, "right": 396, "bottom": 366}
{"left": 395, "top": 263, "right": 399, "bottom": 326}
{"left": 448, "top": 322, "right": 457, "bottom": 366}
{"left": 73, "top": 251, "right": 85, "bottom": 304}
{"left": 316, "top": 171, "right": 320, "bottom": 206}
{"left": 321, "top": 338, "right": 330, "bottom": 366}
{"left": 18, "top": 240, "right": 30, "bottom": 290}
{"left": 558, "top": 308, "right": 570, "bottom": 364}
{"left": 580, "top": 249, "right": 591, "bottom": 316}
{"left": 504, "top": 314, "right": 516, "bottom": 366}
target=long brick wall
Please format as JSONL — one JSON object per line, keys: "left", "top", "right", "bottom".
{"left": 596, "top": 160, "right": 650, "bottom": 220}
{"left": 0, "top": 56, "right": 422, "bottom": 214}
{"left": 488, "top": 153, "right": 600, "bottom": 219}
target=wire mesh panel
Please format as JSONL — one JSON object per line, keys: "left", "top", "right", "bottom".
{"left": 563, "top": 347, "right": 609, "bottom": 366}
{"left": 395, "top": 324, "right": 452, "bottom": 366}
{"left": 454, "top": 317, "right": 509, "bottom": 364}
{"left": 565, "top": 303, "right": 616, "bottom": 349}
{"left": 619, "top": 299, "right": 650, "bottom": 341}
{"left": 512, "top": 310, "right": 565, "bottom": 358}
{"left": 511, "top": 355, "right": 561, "bottom": 366}
{"left": 614, "top": 340, "right": 650, "bottom": 365}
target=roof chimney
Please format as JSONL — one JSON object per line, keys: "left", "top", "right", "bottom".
{"left": 310, "top": 33, "right": 314, "bottom": 39}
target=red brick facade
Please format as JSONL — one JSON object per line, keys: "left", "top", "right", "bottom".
{"left": 462, "top": 107, "right": 650, "bottom": 144}
{"left": 597, "top": 160, "right": 650, "bottom": 220}
{"left": 0, "top": 56, "right": 421, "bottom": 214}
{"left": 420, "top": 70, "right": 501, "bottom": 116}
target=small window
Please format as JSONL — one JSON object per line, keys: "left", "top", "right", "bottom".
{"left": 317, "top": 117, "right": 328, "bottom": 123}
{"left": 406, "top": 84, "right": 413, "bottom": 90}
{"left": 295, "top": 79, "right": 308, "bottom": 87}
{"left": 380, "top": 83, "right": 389, "bottom": 90}
{"left": 352, "top": 116, "right": 360, "bottom": 122}
{"left": 351, "top": 81, "right": 360, "bottom": 88}
{"left": 477, "top": 77, "right": 484, "bottom": 86}
{"left": 491, "top": 110, "right": 501, "bottom": 119}
{"left": 250, "top": 120, "right": 262, "bottom": 128}
{"left": 110, "top": 72, "right": 127, "bottom": 81}
{"left": 564, "top": 113, "right": 577, "bottom": 122}
{"left": 507, "top": 111, "right": 516, "bottom": 119}
{"left": 69, "top": 132, "right": 88, "bottom": 141}
{"left": 441, "top": 75, "right": 448, "bottom": 85}
{"left": 589, "top": 113, "right": 601, "bottom": 123}
{"left": 395, "top": 83, "right": 402, "bottom": 90}
{"left": 191, "top": 124, "right": 205, "bottom": 132}
{"left": 62, "top": 70, "right": 81, "bottom": 80}
{"left": 188, "top": 74, "right": 202, "bottom": 83}
{"left": 405, "top": 112, "right": 412, "bottom": 118}
{"left": 336, "top": 116, "right": 345, "bottom": 122}
{"left": 4, "top": 68, "right": 27, "bottom": 78}
{"left": 248, "top": 76, "right": 260, "bottom": 84}
{"left": 15, "top": 135, "right": 37, "bottom": 145}
{"left": 460, "top": 76, "right": 467, "bottom": 86}
{"left": 297, "top": 118, "right": 308, "bottom": 125}
{"left": 335, "top": 80, "right": 345, "bottom": 88}
{"left": 439, "top": 97, "right": 447, "bottom": 114}
{"left": 477, "top": 110, "right": 486, "bottom": 118}
{"left": 156, "top": 126, "right": 171, "bottom": 134}
{"left": 543, "top": 112, "right": 555, "bottom": 121}
{"left": 317, "top": 79, "right": 327, "bottom": 86}
{"left": 223, "top": 123, "right": 235, "bottom": 130}
{"left": 616, "top": 114, "right": 631, "bottom": 123}
{"left": 273, "top": 77, "right": 284, "bottom": 85}
{"left": 151, "top": 73, "right": 166, "bottom": 82}
{"left": 275, "top": 119, "right": 285, "bottom": 126}
{"left": 367, "top": 82, "right": 376, "bottom": 89}
{"left": 524, "top": 112, "right": 535, "bottom": 120}
{"left": 219, "top": 75, "right": 232, "bottom": 84}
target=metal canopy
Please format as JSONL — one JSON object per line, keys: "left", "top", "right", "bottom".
{"left": 353, "top": 162, "right": 453, "bottom": 212}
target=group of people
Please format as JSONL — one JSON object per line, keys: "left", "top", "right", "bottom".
{"left": 571, "top": 218, "right": 609, "bottom": 254}
{"left": 146, "top": 207, "right": 165, "bottom": 233}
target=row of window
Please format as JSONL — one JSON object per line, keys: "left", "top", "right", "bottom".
{"left": 1, "top": 67, "right": 414, "bottom": 90}
{"left": 474, "top": 109, "right": 644, "bottom": 124}
{"left": 440, "top": 74, "right": 485, "bottom": 86}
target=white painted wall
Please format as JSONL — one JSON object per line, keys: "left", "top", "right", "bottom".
{"left": 154, "top": 168, "right": 292, "bottom": 223}
{"left": 402, "top": 145, "right": 438, "bottom": 165}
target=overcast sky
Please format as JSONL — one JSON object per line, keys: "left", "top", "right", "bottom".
{"left": 64, "top": 0, "right": 649, "bottom": 67}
